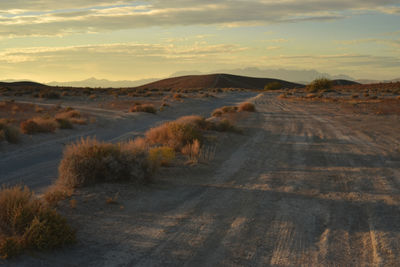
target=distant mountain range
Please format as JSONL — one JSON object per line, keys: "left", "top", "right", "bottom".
{"left": 47, "top": 77, "right": 159, "bottom": 88}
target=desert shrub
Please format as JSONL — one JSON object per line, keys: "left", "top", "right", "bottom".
{"left": 211, "top": 106, "right": 237, "bottom": 117}
{"left": 0, "top": 120, "right": 20, "bottom": 144}
{"left": 43, "top": 186, "right": 73, "bottom": 207}
{"left": 56, "top": 110, "right": 81, "bottom": 119}
{"left": 175, "top": 115, "right": 214, "bottom": 131}
{"left": 173, "top": 93, "right": 182, "bottom": 99}
{"left": 56, "top": 110, "right": 87, "bottom": 125}
{"left": 211, "top": 109, "right": 223, "bottom": 117}
{"left": 222, "top": 106, "right": 238, "bottom": 113}
{"left": 38, "top": 90, "right": 60, "bottom": 99}
{"left": 238, "top": 102, "right": 256, "bottom": 112}
{"left": 306, "top": 78, "right": 332, "bottom": 92}
{"left": 264, "top": 81, "right": 282, "bottom": 90}
{"left": 57, "top": 137, "right": 151, "bottom": 188}
{"left": 214, "top": 119, "right": 239, "bottom": 132}
{"left": 0, "top": 186, "right": 75, "bottom": 259}
{"left": 181, "top": 139, "right": 201, "bottom": 162}
{"left": 35, "top": 106, "right": 45, "bottom": 113}
{"left": 129, "top": 104, "right": 157, "bottom": 114}
{"left": 20, "top": 117, "right": 58, "bottom": 134}
{"left": 146, "top": 121, "right": 202, "bottom": 151}
{"left": 56, "top": 118, "right": 73, "bottom": 129}
{"left": 148, "top": 146, "right": 175, "bottom": 167}
{"left": 306, "top": 93, "right": 317, "bottom": 98}
{"left": 278, "top": 93, "right": 287, "bottom": 99}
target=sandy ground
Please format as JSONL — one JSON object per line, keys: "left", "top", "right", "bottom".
{"left": 2, "top": 92, "right": 400, "bottom": 266}
{"left": 0, "top": 92, "right": 253, "bottom": 192}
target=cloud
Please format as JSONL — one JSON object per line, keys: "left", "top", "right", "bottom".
{"left": 336, "top": 37, "right": 400, "bottom": 48}
{"left": 263, "top": 53, "right": 400, "bottom": 68}
{"left": 0, "top": 42, "right": 247, "bottom": 63}
{"left": 0, "top": 1, "right": 399, "bottom": 37}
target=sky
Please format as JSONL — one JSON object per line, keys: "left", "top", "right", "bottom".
{"left": 0, "top": 0, "right": 399, "bottom": 83}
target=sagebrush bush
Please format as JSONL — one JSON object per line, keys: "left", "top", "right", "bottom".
{"left": 175, "top": 115, "right": 214, "bottom": 131}
{"left": 0, "top": 186, "right": 75, "bottom": 259}
{"left": 148, "top": 146, "right": 175, "bottom": 167}
{"left": 307, "top": 78, "right": 332, "bottom": 92}
{"left": 57, "top": 137, "right": 151, "bottom": 188}
{"left": 129, "top": 104, "right": 157, "bottom": 114}
{"left": 145, "top": 121, "right": 202, "bottom": 151}
{"left": 20, "top": 117, "right": 58, "bottom": 134}
{"left": 238, "top": 102, "right": 256, "bottom": 112}
{"left": 0, "top": 120, "right": 20, "bottom": 144}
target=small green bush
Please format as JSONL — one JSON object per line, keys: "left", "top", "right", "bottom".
{"left": 148, "top": 146, "right": 175, "bottom": 167}
{"left": 264, "top": 82, "right": 282, "bottom": 90}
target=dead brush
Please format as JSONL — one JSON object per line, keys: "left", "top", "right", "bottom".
{"left": 20, "top": 117, "right": 58, "bottom": 134}
{"left": 42, "top": 185, "right": 73, "bottom": 207}
{"left": 181, "top": 139, "right": 201, "bottom": 163}
{"left": 0, "top": 119, "right": 20, "bottom": 144}
{"left": 238, "top": 102, "right": 256, "bottom": 112}
{"left": 106, "top": 193, "right": 119, "bottom": 204}
{"left": 129, "top": 104, "right": 157, "bottom": 114}
{"left": 57, "top": 137, "right": 152, "bottom": 188}
{"left": 145, "top": 121, "right": 202, "bottom": 151}
{"left": 0, "top": 185, "right": 76, "bottom": 259}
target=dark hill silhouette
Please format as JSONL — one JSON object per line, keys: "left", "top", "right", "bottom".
{"left": 0, "top": 81, "right": 49, "bottom": 89}
{"left": 136, "top": 74, "right": 303, "bottom": 90}
{"left": 331, "top": 79, "right": 360, "bottom": 86}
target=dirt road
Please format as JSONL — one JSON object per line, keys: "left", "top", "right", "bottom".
{"left": 4, "top": 92, "right": 400, "bottom": 266}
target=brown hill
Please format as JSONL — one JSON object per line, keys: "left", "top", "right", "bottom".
{"left": 136, "top": 74, "right": 303, "bottom": 90}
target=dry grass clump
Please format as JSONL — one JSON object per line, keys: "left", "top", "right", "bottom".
{"left": 56, "top": 110, "right": 87, "bottom": 125}
{"left": 0, "top": 185, "right": 75, "bottom": 259}
{"left": 57, "top": 137, "right": 151, "bottom": 188}
{"left": 129, "top": 104, "right": 157, "bottom": 114}
{"left": 211, "top": 106, "right": 238, "bottom": 117}
{"left": 145, "top": 121, "right": 202, "bottom": 151}
{"left": 148, "top": 146, "right": 175, "bottom": 167}
{"left": 238, "top": 102, "right": 256, "bottom": 112}
{"left": 20, "top": 117, "right": 58, "bottom": 134}
{"left": 0, "top": 119, "right": 20, "bottom": 144}
{"left": 42, "top": 185, "right": 73, "bottom": 207}
{"left": 181, "top": 139, "right": 201, "bottom": 162}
